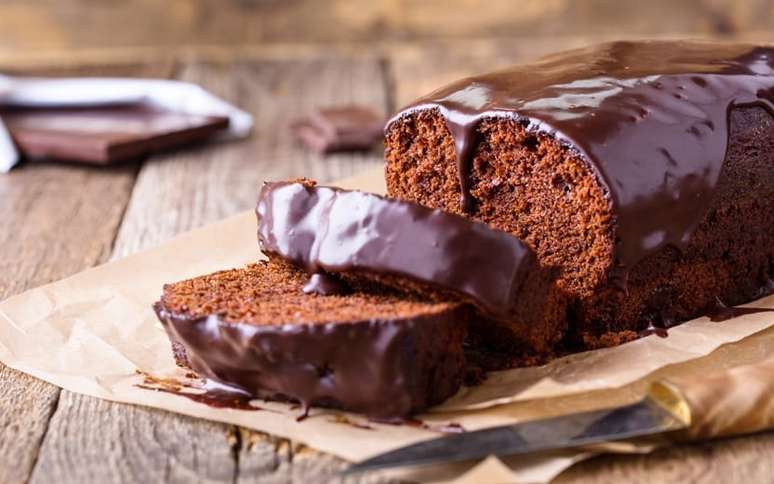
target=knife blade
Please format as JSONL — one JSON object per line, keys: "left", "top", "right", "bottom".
{"left": 347, "top": 355, "right": 774, "bottom": 475}
{"left": 345, "top": 386, "right": 688, "bottom": 474}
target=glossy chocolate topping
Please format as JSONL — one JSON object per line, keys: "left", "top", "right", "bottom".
{"left": 301, "top": 272, "right": 350, "bottom": 296}
{"left": 256, "top": 181, "right": 540, "bottom": 319}
{"left": 154, "top": 302, "right": 467, "bottom": 418}
{"left": 388, "top": 41, "right": 774, "bottom": 269}
{"left": 705, "top": 298, "right": 774, "bottom": 322}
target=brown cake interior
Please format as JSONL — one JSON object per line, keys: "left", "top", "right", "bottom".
{"left": 160, "top": 258, "right": 460, "bottom": 326}
{"left": 336, "top": 264, "right": 567, "bottom": 355}
{"left": 386, "top": 106, "right": 774, "bottom": 346}
{"left": 385, "top": 110, "right": 614, "bottom": 299}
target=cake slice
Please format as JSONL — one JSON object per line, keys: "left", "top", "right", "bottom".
{"left": 385, "top": 41, "right": 774, "bottom": 346}
{"left": 153, "top": 260, "right": 469, "bottom": 418}
{"left": 256, "top": 180, "right": 566, "bottom": 353}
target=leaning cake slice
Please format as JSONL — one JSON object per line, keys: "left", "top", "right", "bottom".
{"left": 256, "top": 180, "right": 566, "bottom": 354}
{"left": 153, "top": 259, "right": 468, "bottom": 418}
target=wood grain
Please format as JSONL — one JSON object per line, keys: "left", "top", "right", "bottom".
{"left": 0, "top": 361, "right": 61, "bottom": 484}
{"left": 0, "top": 155, "right": 138, "bottom": 484}
{"left": 0, "top": 0, "right": 772, "bottom": 53}
{"left": 0, "top": 61, "right": 176, "bottom": 79}
{"left": 235, "top": 430, "right": 346, "bottom": 483}
{"left": 29, "top": 392, "right": 240, "bottom": 484}
{"left": 29, "top": 56, "right": 388, "bottom": 483}
{"left": 556, "top": 431, "right": 774, "bottom": 483}
{"left": 0, "top": 62, "right": 171, "bottom": 484}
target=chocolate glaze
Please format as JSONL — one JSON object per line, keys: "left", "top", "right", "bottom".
{"left": 638, "top": 293, "right": 774, "bottom": 336}
{"left": 153, "top": 302, "right": 467, "bottom": 418}
{"left": 137, "top": 382, "right": 264, "bottom": 411}
{"left": 388, "top": 41, "right": 774, "bottom": 270}
{"left": 256, "top": 181, "right": 539, "bottom": 319}
{"left": 706, "top": 298, "right": 774, "bottom": 322}
{"left": 639, "top": 321, "right": 669, "bottom": 338}
{"left": 757, "top": 278, "right": 774, "bottom": 299}
{"left": 135, "top": 370, "right": 268, "bottom": 411}
{"left": 302, "top": 272, "right": 349, "bottom": 296}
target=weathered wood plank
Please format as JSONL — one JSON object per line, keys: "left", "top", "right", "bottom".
{"left": 0, "top": 163, "right": 137, "bottom": 484}
{"left": 0, "top": 62, "right": 172, "bottom": 484}
{"left": 556, "top": 431, "right": 774, "bottom": 483}
{"left": 1, "top": 31, "right": 771, "bottom": 92}
{"left": 0, "top": 0, "right": 772, "bottom": 52}
{"left": 29, "top": 393, "right": 241, "bottom": 484}
{"left": 0, "top": 361, "right": 61, "bottom": 484}
{"left": 0, "top": 163, "right": 138, "bottom": 299}
{"left": 30, "top": 56, "right": 388, "bottom": 483}
{"left": 0, "top": 61, "right": 176, "bottom": 78}
{"left": 235, "top": 431, "right": 349, "bottom": 483}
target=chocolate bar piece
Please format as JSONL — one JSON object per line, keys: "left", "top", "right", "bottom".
{"left": 0, "top": 104, "right": 229, "bottom": 164}
{"left": 291, "top": 106, "right": 384, "bottom": 154}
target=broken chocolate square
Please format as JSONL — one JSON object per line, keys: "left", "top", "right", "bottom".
{"left": 291, "top": 106, "right": 384, "bottom": 154}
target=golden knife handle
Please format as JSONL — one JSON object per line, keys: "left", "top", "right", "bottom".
{"left": 650, "top": 358, "right": 774, "bottom": 440}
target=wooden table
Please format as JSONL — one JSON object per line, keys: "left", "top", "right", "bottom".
{"left": 2, "top": 39, "right": 774, "bottom": 483}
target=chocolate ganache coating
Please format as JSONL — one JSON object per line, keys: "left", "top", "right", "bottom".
{"left": 256, "top": 181, "right": 542, "bottom": 319}
{"left": 154, "top": 296, "right": 468, "bottom": 418}
{"left": 388, "top": 41, "right": 774, "bottom": 270}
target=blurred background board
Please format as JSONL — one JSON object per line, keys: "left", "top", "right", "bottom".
{"left": 0, "top": 0, "right": 772, "bottom": 51}
{"left": 0, "top": 1, "right": 773, "bottom": 483}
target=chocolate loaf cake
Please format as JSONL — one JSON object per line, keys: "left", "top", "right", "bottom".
{"left": 154, "top": 260, "right": 469, "bottom": 417}
{"left": 385, "top": 41, "right": 774, "bottom": 345}
{"left": 256, "top": 180, "right": 566, "bottom": 353}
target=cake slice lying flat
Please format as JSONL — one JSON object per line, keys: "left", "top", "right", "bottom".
{"left": 153, "top": 260, "right": 469, "bottom": 418}
{"left": 256, "top": 180, "right": 566, "bottom": 353}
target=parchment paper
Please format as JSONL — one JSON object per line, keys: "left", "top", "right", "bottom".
{"left": 1, "top": 168, "right": 773, "bottom": 483}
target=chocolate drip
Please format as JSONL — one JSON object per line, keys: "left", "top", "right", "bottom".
{"left": 296, "top": 405, "right": 311, "bottom": 422}
{"left": 256, "top": 181, "right": 539, "bottom": 319}
{"left": 447, "top": 120, "right": 479, "bottom": 212}
{"left": 153, "top": 302, "right": 467, "bottom": 418}
{"left": 302, "top": 272, "right": 349, "bottom": 296}
{"left": 136, "top": 372, "right": 267, "bottom": 411}
{"left": 639, "top": 321, "right": 669, "bottom": 338}
{"left": 758, "top": 278, "right": 774, "bottom": 298}
{"left": 137, "top": 382, "right": 265, "bottom": 411}
{"left": 706, "top": 297, "right": 774, "bottom": 322}
{"left": 388, "top": 41, "right": 774, "bottom": 271}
